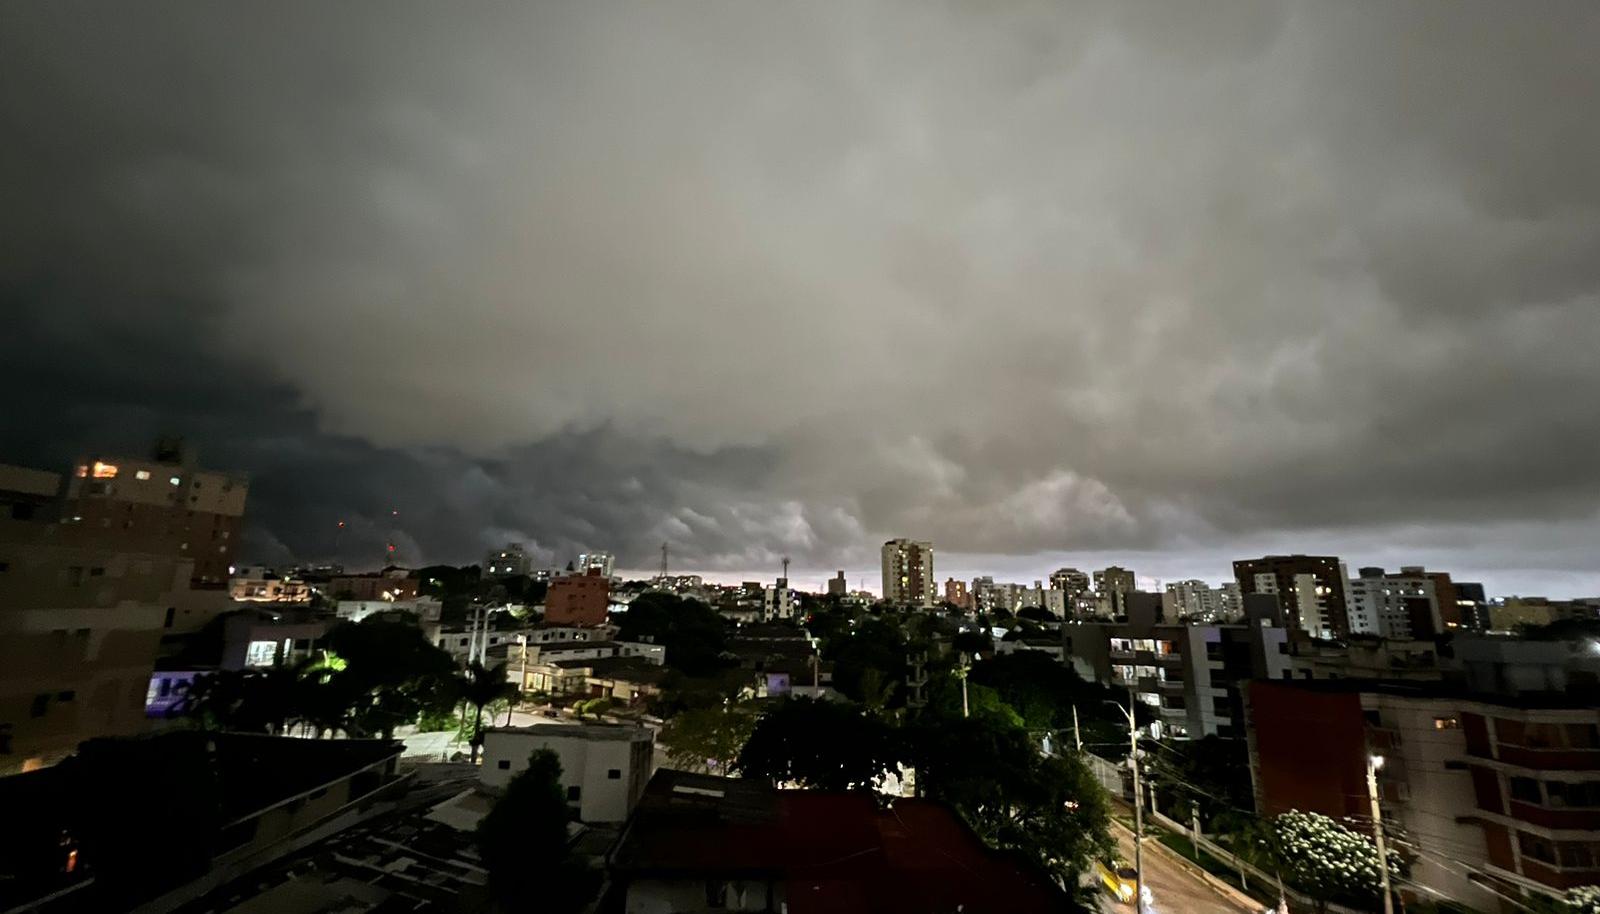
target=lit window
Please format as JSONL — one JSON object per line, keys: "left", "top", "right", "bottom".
{"left": 169, "top": 476, "right": 182, "bottom": 486}
{"left": 1435, "top": 717, "right": 1460, "bottom": 730}
{"left": 134, "top": 470, "right": 151, "bottom": 480}
{"left": 245, "top": 640, "right": 278, "bottom": 668}
{"left": 91, "top": 461, "right": 118, "bottom": 479}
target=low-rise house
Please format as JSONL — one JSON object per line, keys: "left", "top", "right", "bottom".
{"left": 480, "top": 723, "right": 653, "bottom": 823}
{"left": 521, "top": 656, "right": 668, "bottom": 705}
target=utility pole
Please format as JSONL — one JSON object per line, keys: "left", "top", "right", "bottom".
{"left": 957, "top": 652, "right": 970, "bottom": 718}
{"left": 1072, "top": 704, "right": 1083, "bottom": 752}
{"left": 1108, "top": 692, "right": 1144, "bottom": 913}
{"left": 1368, "top": 753, "right": 1395, "bottom": 914}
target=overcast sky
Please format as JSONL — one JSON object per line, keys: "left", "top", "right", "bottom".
{"left": 4, "top": 2, "right": 1599, "bottom": 596}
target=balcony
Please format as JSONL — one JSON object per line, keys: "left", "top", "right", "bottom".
{"left": 1507, "top": 801, "right": 1600, "bottom": 831}
{"left": 1495, "top": 745, "right": 1600, "bottom": 772}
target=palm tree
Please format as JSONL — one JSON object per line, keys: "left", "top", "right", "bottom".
{"left": 460, "top": 662, "right": 520, "bottom": 764}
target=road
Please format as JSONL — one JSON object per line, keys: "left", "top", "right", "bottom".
{"left": 1099, "top": 824, "right": 1264, "bottom": 914}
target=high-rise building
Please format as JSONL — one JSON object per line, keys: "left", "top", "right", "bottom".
{"left": 576, "top": 551, "right": 616, "bottom": 579}
{"left": 1233, "top": 554, "right": 1350, "bottom": 638}
{"left": 485, "top": 543, "right": 532, "bottom": 577}
{"left": 827, "top": 571, "right": 848, "bottom": 597}
{"left": 1346, "top": 566, "right": 1441, "bottom": 639}
{"left": 1048, "top": 568, "right": 1091, "bottom": 598}
{"left": 763, "top": 575, "right": 794, "bottom": 621}
{"left": 944, "top": 578, "right": 972, "bottom": 611}
{"left": 1454, "top": 582, "right": 1490, "bottom": 631}
{"left": 59, "top": 440, "right": 248, "bottom": 587}
{"left": 1093, "top": 566, "right": 1136, "bottom": 616}
{"left": 880, "top": 539, "right": 934, "bottom": 607}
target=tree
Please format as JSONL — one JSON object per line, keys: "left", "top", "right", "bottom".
{"left": 969, "top": 651, "right": 1103, "bottom": 731}
{"left": 659, "top": 703, "right": 761, "bottom": 774}
{"left": 828, "top": 616, "right": 908, "bottom": 706}
{"left": 460, "top": 662, "right": 519, "bottom": 764}
{"left": 924, "top": 670, "right": 1023, "bottom": 728}
{"left": 951, "top": 629, "right": 993, "bottom": 657}
{"left": 1567, "top": 886, "right": 1600, "bottom": 913}
{"left": 905, "top": 713, "right": 1112, "bottom": 890}
{"left": 615, "top": 592, "right": 729, "bottom": 676}
{"left": 1145, "top": 735, "right": 1254, "bottom": 828}
{"left": 735, "top": 698, "right": 901, "bottom": 791}
{"left": 477, "top": 749, "right": 597, "bottom": 914}
{"left": 322, "top": 617, "right": 457, "bottom": 738}
{"left": 1271, "top": 810, "right": 1404, "bottom": 912}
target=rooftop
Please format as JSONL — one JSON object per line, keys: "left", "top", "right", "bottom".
{"left": 551, "top": 656, "right": 669, "bottom": 682}
{"left": 484, "top": 723, "right": 651, "bottom": 742}
{"left": 611, "top": 770, "right": 1067, "bottom": 914}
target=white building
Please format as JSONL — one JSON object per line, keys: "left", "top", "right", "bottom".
{"left": 577, "top": 551, "right": 616, "bottom": 579}
{"left": 336, "top": 596, "right": 442, "bottom": 624}
{"left": 1161, "top": 580, "right": 1243, "bottom": 623}
{"left": 1347, "top": 566, "right": 1441, "bottom": 639}
{"left": 480, "top": 724, "right": 654, "bottom": 823}
{"left": 880, "top": 538, "right": 935, "bottom": 607}
{"left": 484, "top": 543, "right": 532, "bottom": 577}
{"left": 763, "top": 577, "right": 795, "bottom": 621}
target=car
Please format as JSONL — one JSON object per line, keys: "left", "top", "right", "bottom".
{"left": 1095, "top": 859, "right": 1138, "bottom": 906}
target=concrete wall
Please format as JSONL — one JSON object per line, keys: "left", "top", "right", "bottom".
{"left": 625, "top": 877, "right": 777, "bottom": 914}
{"left": 481, "top": 727, "right": 652, "bottom": 823}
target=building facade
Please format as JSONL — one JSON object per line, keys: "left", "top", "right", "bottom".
{"left": 576, "top": 551, "right": 616, "bottom": 579}
{"left": 60, "top": 442, "right": 248, "bottom": 588}
{"left": 1233, "top": 554, "right": 1350, "bottom": 638}
{"left": 484, "top": 543, "right": 532, "bottom": 577}
{"left": 827, "top": 571, "right": 848, "bottom": 597}
{"left": 881, "top": 539, "right": 934, "bottom": 607}
{"left": 0, "top": 525, "right": 192, "bottom": 775}
{"left": 1247, "top": 679, "right": 1600, "bottom": 908}
{"left": 1346, "top": 566, "right": 1442, "bottom": 639}
{"left": 545, "top": 571, "right": 611, "bottom": 627}
{"left": 1065, "top": 614, "right": 1289, "bottom": 740}
{"left": 1093, "top": 566, "right": 1136, "bottom": 616}
{"left": 480, "top": 724, "right": 654, "bottom": 823}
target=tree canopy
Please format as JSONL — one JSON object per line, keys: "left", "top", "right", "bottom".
{"left": 615, "top": 592, "right": 730, "bottom": 676}
{"left": 476, "top": 749, "right": 597, "bottom": 914}
{"left": 1271, "top": 810, "right": 1404, "bottom": 911}
{"left": 659, "top": 703, "right": 761, "bottom": 775}
{"left": 735, "top": 698, "right": 900, "bottom": 792}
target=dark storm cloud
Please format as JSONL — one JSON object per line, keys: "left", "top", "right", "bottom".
{"left": 3, "top": 1, "right": 1599, "bottom": 593}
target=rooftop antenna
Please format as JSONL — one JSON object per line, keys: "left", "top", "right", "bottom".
{"left": 660, "top": 542, "right": 669, "bottom": 578}
{"left": 781, "top": 556, "right": 790, "bottom": 583}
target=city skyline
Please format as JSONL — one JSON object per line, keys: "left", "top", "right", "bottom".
{"left": 5, "top": 4, "right": 1600, "bottom": 597}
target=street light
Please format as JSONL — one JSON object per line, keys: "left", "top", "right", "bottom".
{"left": 1106, "top": 692, "right": 1144, "bottom": 913}
{"left": 1366, "top": 753, "right": 1394, "bottom": 914}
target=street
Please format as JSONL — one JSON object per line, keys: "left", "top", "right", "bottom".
{"left": 1099, "top": 825, "right": 1263, "bottom": 914}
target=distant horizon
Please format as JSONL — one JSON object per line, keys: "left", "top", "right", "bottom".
{"left": 8, "top": 4, "right": 1600, "bottom": 615}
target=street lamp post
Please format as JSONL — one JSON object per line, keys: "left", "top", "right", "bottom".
{"left": 1367, "top": 754, "right": 1395, "bottom": 914}
{"left": 1107, "top": 692, "right": 1143, "bottom": 913}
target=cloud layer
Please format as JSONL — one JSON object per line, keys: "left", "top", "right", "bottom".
{"left": 4, "top": 1, "right": 1599, "bottom": 595}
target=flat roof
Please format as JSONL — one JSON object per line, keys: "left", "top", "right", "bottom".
{"left": 484, "top": 723, "right": 650, "bottom": 742}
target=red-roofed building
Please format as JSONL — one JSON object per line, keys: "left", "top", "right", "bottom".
{"left": 607, "top": 769, "right": 1069, "bottom": 913}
